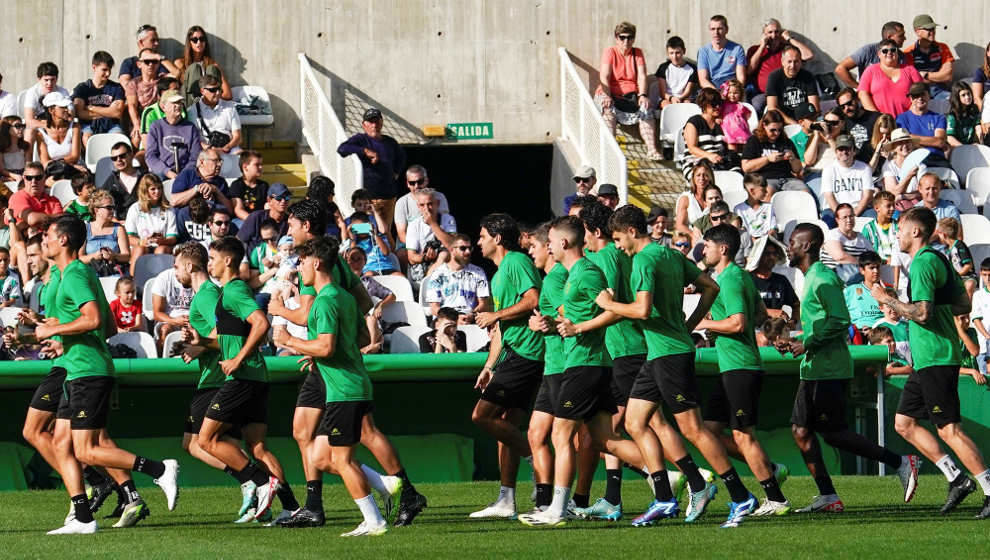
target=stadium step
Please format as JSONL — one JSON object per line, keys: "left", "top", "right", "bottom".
{"left": 250, "top": 140, "right": 300, "bottom": 165}
{"left": 260, "top": 162, "right": 308, "bottom": 199}
{"left": 616, "top": 128, "right": 685, "bottom": 212}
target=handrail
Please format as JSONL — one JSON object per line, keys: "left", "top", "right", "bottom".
{"left": 558, "top": 47, "right": 628, "bottom": 205}
{"left": 298, "top": 53, "right": 362, "bottom": 215}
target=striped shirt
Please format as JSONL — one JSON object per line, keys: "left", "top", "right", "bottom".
{"left": 821, "top": 227, "right": 871, "bottom": 268}
{"left": 678, "top": 114, "right": 727, "bottom": 179}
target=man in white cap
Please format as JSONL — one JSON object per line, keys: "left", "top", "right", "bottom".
{"left": 564, "top": 165, "right": 596, "bottom": 214}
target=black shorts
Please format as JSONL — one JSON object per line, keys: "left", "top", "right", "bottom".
{"left": 628, "top": 353, "right": 701, "bottom": 414}
{"left": 703, "top": 370, "right": 764, "bottom": 430}
{"left": 29, "top": 367, "right": 67, "bottom": 413}
{"left": 205, "top": 379, "right": 270, "bottom": 426}
{"left": 296, "top": 370, "right": 326, "bottom": 409}
{"left": 532, "top": 375, "right": 563, "bottom": 415}
{"left": 480, "top": 348, "right": 543, "bottom": 411}
{"left": 185, "top": 388, "right": 243, "bottom": 438}
{"left": 896, "top": 366, "right": 962, "bottom": 428}
{"left": 67, "top": 376, "right": 115, "bottom": 430}
{"left": 611, "top": 354, "right": 646, "bottom": 406}
{"left": 790, "top": 379, "right": 849, "bottom": 432}
{"left": 555, "top": 366, "right": 618, "bottom": 421}
{"left": 319, "top": 401, "right": 374, "bottom": 446}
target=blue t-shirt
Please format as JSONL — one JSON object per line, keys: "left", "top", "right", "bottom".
{"left": 71, "top": 79, "right": 126, "bottom": 133}
{"left": 913, "top": 199, "right": 960, "bottom": 223}
{"left": 171, "top": 167, "right": 229, "bottom": 201}
{"left": 895, "top": 110, "right": 947, "bottom": 156}
{"left": 697, "top": 41, "right": 746, "bottom": 87}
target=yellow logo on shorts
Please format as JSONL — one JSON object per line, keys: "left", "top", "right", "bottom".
{"left": 41, "top": 393, "right": 51, "bottom": 401}
{"left": 563, "top": 401, "right": 573, "bottom": 408}
{"left": 818, "top": 413, "right": 828, "bottom": 421}
{"left": 77, "top": 410, "right": 87, "bottom": 419}
{"left": 187, "top": 415, "right": 194, "bottom": 422}
{"left": 932, "top": 405, "right": 942, "bottom": 414}
{"left": 331, "top": 428, "right": 341, "bottom": 436}
{"left": 211, "top": 403, "right": 221, "bottom": 410}
{"left": 675, "top": 394, "right": 685, "bottom": 403}
{"left": 735, "top": 409, "right": 745, "bottom": 417}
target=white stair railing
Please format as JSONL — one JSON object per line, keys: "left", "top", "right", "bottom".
{"left": 298, "top": 53, "right": 362, "bottom": 214}
{"left": 558, "top": 47, "right": 627, "bottom": 205}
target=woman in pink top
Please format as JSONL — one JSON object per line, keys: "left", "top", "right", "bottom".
{"left": 594, "top": 21, "right": 660, "bottom": 160}
{"left": 857, "top": 39, "right": 923, "bottom": 117}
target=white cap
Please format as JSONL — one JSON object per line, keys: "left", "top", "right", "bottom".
{"left": 42, "top": 91, "right": 72, "bottom": 108}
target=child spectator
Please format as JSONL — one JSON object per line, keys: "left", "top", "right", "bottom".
{"left": 873, "top": 287, "right": 912, "bottom": 365}
{"left": 861, "top": 191, "right": 898, "bottom": 263}
{"left": 341, "top": 211, "right": 398, "bottom": 275}
{"left": 257, "top": 235, "right": 298, "bottom": 306}
{"left": 346, "top": 247, "right": 395, "bottom": 354}
{"left": 733, "top": 173, "right": 777, "bottom": 240}
{"left": 247, "top": 220, "right": 281, "bottom": 291}
{"left": 0, "top": 246, "right": 21, "bottom": 307}
{"left": 418, "top": 306, "right": 467, "bottom": 354}
{"left": 937, "top": 217, "right": 977, "bottom": 298}
{"left": 109, "top": 277, "right": 143, "bottom": 332}
{"left": 63, "top": 173, "right": 96, "bottom": 221}
{"left": 947, "top": 81, "right": 983, "bottom": 147}
{"left": 869, "top": 325, "right": 912, "bottom": 377}
{"left": 719, "top": 79, "right": 751, "bottom": 151}
{"left": 844, "top": 251, "right": 885, "bottom": 333}
{"left": 655, "top": 36, "right": 698, "bottom": 107}
{"left": 970, "top": 258, "right": 990, "bottom": 375}
{"left": 956, "top": 315, "right": 987, "bottom": 385}
{"left": 228, "top": 150, "right": 268, "bottom": 220}
{"left": 672, "top": 231, "right": 692, "bottom": 257}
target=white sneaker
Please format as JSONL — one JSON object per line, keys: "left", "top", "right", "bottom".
{"left": 377, "top": 475, "right": 403, "bottom": 521}
{"left": 897, "top": 455, "right": 921, "bottom": 503}
{"left": 340, "top": 520, "right": 388, "bottom": 537}
{"left": 253, "top": 476, "right": 281, "bottom": 520}
{"left": 519, "top": 508, "right": 566, "bottom": 528}
{"left": 234, "top": 507, "right": 256, "bottom": 524}
{"left": 795, "top": 494, "right": 844, "bottom": 513}
{"left": 47, "top": 519, "right": 97, "bottom": 535}
{"left": 469, "top": 501, "right": 517, "bottom": 519}
{"left": 153, "top": 459, "right": 180, "bottom": 511}
{"left": 64, "top": 502, "right": 75, "bottom": 526}
{"left": 112, "top": 500, "right": 149, "bottom": 528}
{"left": 751, "top": 499, "right": 791, "bottom": 517}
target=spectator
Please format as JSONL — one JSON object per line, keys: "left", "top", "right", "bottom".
{"left": 20, "top": 235, "right": 46, "bottom": 315}
{"left": 690, "top": 198, "right": 730, "bottom": 245}
{"left": 745, "top": 18, "right": 815, "bottom": 114}
{"left": 913, "top": 172, "right": 960, "bottom": 224}
{"left": 895, "top": 83, "right": 949, "bottom": 167}
{"left": 563, "top": 165, "right": 596, "bottom": 216}
{"left": 757, "top": 315, "right": 791, "bottom": 347}
{"left": 170, "top": 148, "right": 232, "bottom": 211}
{"left": 228, "top": 150, "right": 269, "bottom": 220}
{"left": 764, "top": 45, "right": 820, "bottom": 125}
{"left": 418, "top": 307, "right": 467, "bottom": 354}
{"left": 596, "top": 183, "right": 619, "bottom": 209}
{"left": 145, "top": 91, "right": 202, "bottom": 179}
{"left": 406, "top": 187, "right": 456, "bottom": 289}
{"left": 174, "top": 193, "right": 212, "bottom": 246}
{"left": 100, "top": 142, "right": 145, "bottom": 221}
{"left": 970, "top": 258, "right": 990, "bottom": 374}
{"left": 788, "top": 101, "right": 820, "bottom": 162}
{"left": 741, "top": 109, "right": 804, "bottom": 193}
{"left": 150, "top": 246, "right": 195, "bottom": 345}
{"left": 835, "top": 21, "right": 906, "bottom": 88}
{"left": 836, "top": 87, "right": 881, "bottom": 162}
{"left": 864, "top": 113, "right": 896, "bottom": 173}
{"left": 973, "top": 42, "right": 990, "bottom": 110}
{"left": 733, "top": 173, "right": 777, "bottom": 239}
{"left": 869, "top": 325, "right": 913, "bottom": 377}
{"left": 8, "top": 162, "right": 63, "bottom": 232}
{"left": 304, "top": 174, "right": 336, "bottom": 211}
{"left": 425, "top": 232, "right": 492, "bottom": 322}
{"left": 696, "top": 14, "right": 746, "bottom": 90}
{"left": 902, "top": 15, "right": 955, "bottom": 100}
{"left": 0, "top": 247, "right": 21, "bottom": 307}
{"left": 858, "top": 39, "right": 923, "bottom": 117}
{"left": 187, "top": 75, "right": 241, "bottom": 154}
{"left": 71, "top": 51, "right": 126, "bottom": 143}
{"left": 340, "top": 211, "right": 398, "bottom": 276}
{"left": 119, "top": 24, "right": 176, "bottom": 87}
{"left": 237, "top": 182, "right": 291, "bottom": 250}
{"left": 678, "top": 88, "right": 736, "bottom": 179}
{"left": 861, "top": 191, "right": 899, "bottom": 263}
{"left": 671, "top": 231, "right": 692, "bottom": 257}
{"left": 956, "top": 315, "right": 986, "bottom": 384}
{"left": 205, "top": 207, "right": 233, "bottom": 248}
{"left": 646, "top": 206, "right": 671, "bottom": 246}
{"left": 345, "top": 246, "right": 394, "bottom": 355}
{"left": 0, "top": 73, "right": 15, "bottom": 118}
{"left": 0, "top": 195, "right": 9, "bottom": 249}
{"left": 246, "top": 223, "right": 287, "bottom": 293}
{"left": 0, "top": 116, "right": 30, "bottom": 182}
{"left": 881, "top": 128, "right": 925, "bottom": 207}
{"left": 936, "top": 217, "right": 977, "bottom": 298}
{"left": 395, "top": 164, "right": 450, "bottom": 244}
{"left": 565, "top": 194, "right": 598, "bottom": 218}
{"left": 22, "top": 62, "right": 70, "bottom": 148}
{"left": 821, "top": 134, "right": 875, "bottom": 223}
{"left": 109, "top": 277, "right": 143, "bottom": 333}
{"left": 719, "top": 79, "right": 751, "bottom": 151}
{"left": 749, "top": 237, "right": 799, "bottom": 324}
{"left": 594, "top": 22, "right": 660, "bottom": 160}
{"left": 948, "top": 81, "right": 982, "bottom": 146}
{"left": 139, "top": 77, "right": 182, "bottom": 150}
{"left": 655, "top": 36, "right": 698, "bottom": 107}
{"left": 844, "top": 251, "right": 885, "bottom": 331}
{"left": 337, "top": 107, "right": 406, "bottom": 228}
{"left": 125, "top": 174, "right": 177, "bottom": 273}
{"left": 174, "top": 25, "right": 232, "bottom": 105}
{"left": 63, "top": 174, "right": 96, "bottom": 221}
{"left": 822, "top": 203, "right": 872, "bottom": 283}
{"left": 802, "top": 107, "right": 844, "bottom": 176}
{"left": 125, "top": 47, "right": 166, "bottom": 148}
{"left": 674, "top": 162, "right": 717, "bottom": 234}
{"left": 37, "top": 92, "right": 83, "bottom": 172}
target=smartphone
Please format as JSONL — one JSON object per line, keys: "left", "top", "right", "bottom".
{"left": 350, "top": 223, "right": 373, "bottom": 235}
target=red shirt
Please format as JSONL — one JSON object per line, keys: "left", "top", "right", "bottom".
{"left": 600, "top": 46, "right": 645, "bottom": 97}
{"left": 110, "top": 299, "right": 140, "bottom": 330}
{"left": 8, "top": 190, "right": 63, "bottom": 224}
{"left": 745, "top": 43, "right": 785, "bottom": 93}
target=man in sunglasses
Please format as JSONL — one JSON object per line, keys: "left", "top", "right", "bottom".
{"left": 835, "top": 87, "right": 880, "bottom": 161}
{"left": 424, "top": 232, "right": 491, "bottom": 324}
{"left": 187, "top": 75, "right": 241, "bottom": 154}
{"left": 395, "top": 164, "right": 449, "bottom": 245}
{"left": 563, "top": 165, "right": 596, "bottom": 215}
{"left": 8, "top": 162, "right": 63, "bottom": 232}
{"left": 100, "top": 142, "right": 146, "bottom": 220}
{"left": 118, "top": 24, "right": 177, "bottom": 88}
{"left": 237, "top": 183, "right": 292, "bottom": 251}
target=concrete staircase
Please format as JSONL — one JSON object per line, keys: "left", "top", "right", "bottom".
{"left": 615, "top": 127, "right": 686, "bottom": 212}
{"left": 251, "top": 140, "right": 309, "bottom": 199}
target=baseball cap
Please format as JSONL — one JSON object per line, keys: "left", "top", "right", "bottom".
{"left": 277, "top": 235, "right": 293, "bottom": 246}
{"left": 268, "top": 182, "right": 291, "bottom": 199}
{"left": 363, "top": 107, "right": 382, "bottom": 121}
{"left": 835, "top": 135, "right": 855, "bottom": 150}
{"left": 646, "top": 206, "right": 668, "bottom": 224}
{"left": 161, "top": 91, "right": 184, "bottom": 105}
{"left": 42, "top": 91, "right": 72, "bottom": 108}
{"left": 597, "top": 184, "right": 618, "bottom": 197}
{"left": 908, "top": 82, "right": 929, "bottom": 97}
{"left": 793, "top": 102, "right": 818, "bottom": 121}
{"left": 912, "top": 14, "right": 937, "bottom": 30}
{"left": 572, "top": 165, "right": 596, "bottom": 180}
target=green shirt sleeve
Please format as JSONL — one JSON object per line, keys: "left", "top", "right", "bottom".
{"left": 720, "top": 272, "right": 746, "bottom": 318}
{"left": 909, "top": 251, "right": 939, "bottom": 303}
{"left": 313, "top": 296, "right": 339, "bottom": 336}
{"left": 802, "top": 275, "right": 850, "bottom": 352}
{"left": 631, "top": 252, "right": 654, "bottom": 296}
{"left": 225, "top": 280, "right": 260, "bottom": 321}
{"left": 62, "top": 266, "right": 96, "bottom": 311}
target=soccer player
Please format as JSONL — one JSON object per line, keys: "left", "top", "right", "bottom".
{"left": 271, "top": 200, "right": 426, "bottom": 527}
{"left": 274, "top": 237, "right": 398, "bottom": 536}
{"left": 470, "top": 213, "right": 542, "bottom": 519}
{"left": 38, "top": 215, "right": 179, "bottom": 534}
{"left": 696, "top": 224, "right": 790, "bottom": 516}
{"left": 779, "top": 222, "right": 919, "bottom": 513}
{"left": 870, "top": 208, "right": 990, "bottom": 518}
{"left": 185, "top": 236, "right": 297, "bottom": 522}
{"left": 600, "top": 205, "right": 754, "bottom": 529}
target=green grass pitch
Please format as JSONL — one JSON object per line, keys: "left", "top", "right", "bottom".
{"left": 3, "top": 475, "right": 990, "bottom": 558}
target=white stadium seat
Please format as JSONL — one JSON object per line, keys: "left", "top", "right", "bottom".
{"left": 722, "top": 189, "right": 748, "bottom": 211}
{"left": 925, "top": 166, "right": 960, "bottom": 190}
{"left": 371, "top": 275, "right": 415, "bottom": 303}
{"left": 142, "top": 278, "right": 156, "bottom": 321}
{"left": 939, "top": 190, "right": 977, "bottom": 215}
{"left": 682, "top": 293, "right": 700, "bottom": 319}
{"left": 458, "top": 324, "right": 491, "bottom": 352}
{"left": 162, "top": 330, "right": 186, "bottom": 358}
{"left": 739, "top": 101, "right": 758, "bottom": 131}
{"left": 950, "top": 144, "right": 990, "bottom": 187}
{"left": 50, "top": 179, "right": 75, "bottom": 207}
{"left": 381, "top": 301, "right": 428, "bottom": 327}
{"left": 965, "top": 168, "right": 990, "bottom": 210}
{"left": 659, "top": 103, "right": 700, "bottom": 149}
{"left": 714, "top": 170, "right": 744, "bottom": 193}
{"left": 961, "top": 214, "right": 990, "bottom": 245}
{"left": 0, "top": 306, "right": 22, "bottom": 328}
{"left": 784, "top": 124, "right": 802, "bottom": 140}
{"left": 99, "top": 275, "right": 121, "bottom": 303}
{"left": 108, "top": 331, "right": 158, "bottom": 358}
{"left": 85, "top": 133, "right": 130, "bottom": 172}
{"left": 389, "top": 325, "right": 432, "bottom": 353}
{"left": 772, "top": 191, "right": 819, "bottom": 225}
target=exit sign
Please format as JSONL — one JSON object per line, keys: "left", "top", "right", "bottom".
{"left": 447, "top": 122, "right": 493, "bottom": 140}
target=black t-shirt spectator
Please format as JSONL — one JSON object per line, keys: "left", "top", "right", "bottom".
{"left": 71, "top": 79, "right": 126, "bottom": 133}
{"left": 174, "top": 206, "right": 211, "bottom": 245}
{"left": 418, "top": 330, "right": 467, "bottom": 353}
{"left": 751, "top": 271, "right": 799, "bottom": 311}
{"left": 741, "top": 134, "right": 799, "bottom": 180}
{"left": 236, "top": 209, "right": 288, "bottom": 251}
{"left": 844, "top": 110, "right": 881, "bottom": 163}
{"left": 101, "top": 168, "right": 145, "bottom": 221}
{"left": 765, "top": 68, "right": 817, "bottom": 120}
{"left": 228, "top": 178, "right": 270, "bottom": 215}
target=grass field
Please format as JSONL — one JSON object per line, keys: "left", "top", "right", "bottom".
{"left": 3, "top": 475, "right": 990, "bottom": 558}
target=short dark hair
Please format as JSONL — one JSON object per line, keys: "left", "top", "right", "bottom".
{"left": 349, "top": 211, "right": 369, "bottom": 223}
{"left": 0, "top": 246, "right": 9, "bottom": 258}
{"left": 695, "top": 87, "right": 723, "bottom": 110}
{"left": 157, "top": 77, "right": 179, "bottom": 94}
{"left": 709, "top": 200, "right": 730, "bottom": 215}
{"left": 568, "top": 195, "right": 598, "bottom": 213}
{"left": 199, "top": 75, "right": 220, "bottom": 88}
{"left": 37, "top": 62, "right": 58, "bottom": 79}
{"left": 238, "top": 150, "right": 261, "bottom": 170}
{"left": 900, "top": 207, "right": 937, "bottom": 241}
{"left": 92, "top": 51, "right": 114, "bottom": 68}
{"left": 703, "top": 223, "right": 741, "bottom": 259}
{"left": 480, "top": 213, "right": 522, "bottom": 252}
{"left": 781, "top": 45, "right": 801, "bottom": 59}
{"left": 70, "top": 172, "right": 94, "bottom": 195}
{"left": 175, "top": 241, "right": 208, "bottom": 270}
{"left": 579, "top": 201, "right": 613, "bottom": 238}
{"left": 306, "top": 175, "right": 335, "bottom": 204}
{"left": 110, "top": 141, "right": 132, "bottom": 155}
{"left": 188, "top": 194, "right": 210, "bottom": 223}
{"left": 793, "top": 222, "right": 824, "bottom": 251}
{"left": 743, "top": 172, "right": 768, "bottom": 188}
{"left": 209, "top": 236, "right": 245, "bottom": 269}
{"left": 51, "top": 214, "right": 87, "bottom": 252}
{"left": 25, "top": 234, "right": 43, "bottom": 248}
{"left": 296, "top": 236, "right": 341, "bottom": 271}
{"left": 981, "top": 258, "right": 990, "bottom": 271}
{"left": 835, "top": 203, "right": 855, "bottom": 217}
{"left": 858, "top": 251, "right": 883, "bottom": 267}
{"left": 436, "top": 307, "right": 459, "bottom": 322}
{"left": 211, "top": 207, "right": 232, "bottom": 220}
{"left": 666, "top": 36, "right": 686, "bottom": 51}
{"left": 451, "top": 232, "right": 471, "bottom": 246}
{"left": 259, "top": 218, "right": 279, "bottom": 231}
{"left": 350, "top": 189, "right": 371, "bottom": 204}
{"left": 881, "top": 21, "right": 904, "bottom": 38}
{"left": 608, "top": 204, "right": 648, "bottom": 235}
{"left": 837, "top": 87, "right": 858, "bottom": 102}
{"left": 549, "top": 215, "right": 585, "bottom": 247}
{"left": 287, "top": 199, "right": 327, "bottom": 238}
{"left": 529, "top": 221, "right": 552, "bottom": 244}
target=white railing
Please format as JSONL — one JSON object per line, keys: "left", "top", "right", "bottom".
{"left": 298, "top": 53, "right": 362, "bottom": 215}
{"left": 558, "top": 47, "right": 627, "bottom": 205}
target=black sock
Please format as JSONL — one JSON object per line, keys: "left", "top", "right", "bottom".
{"left": 760, "top": 476, "right": 786, "bottom": 503}
{"left": 535, "top": 484, "right": 552, "bottom": 507}
{"left": 249, "top": 464, "right": 271, "bottom": 486}
{"left": 223, "top": 465, "right": 240, "bottom": 481}
{"left": 276, "top": 483, "right": 299, "bottom": 511}
{"left": 120, "top": 480, "right": 140, "bottom": 503}
{"left": 232, "top": 464, "right": 255, "bottom": 484}
{"left": 132, "top": 456, "right": 166, "bottom": 478}
{"left": 824, "top": 431, "right": 902, "bottom": 469}
{"left": 71, "top": 494, "right": 94, "bottom": 524}
{"left": 573, "top": 493, "right": 590, "bottom": 508}
{"left": 604, "top": 469, "right": 622, "bottom": 505}
{"left": 675, "top": 456, "right": 706, "bottom": 493}
{"left": 82, "top": 466, "right": 107, "bottom": 487}
{"left": 814, "top": 473, "right": 837, "bottom": 495}
{"left": 305, "top": 480, "right": 324, "bottom": 511}
{"left": 651, "top": 470, "right": 674, "bottom": 501}
{"left": 623, "top": 463, "right": 648, "bottom": 478}
{"left": 392, "top": 468, "right": 418, "bottom": 498}
{"left": 113, "top": 483, "right": 126, "bottom": 504}
{"left": 719, "top": 468, "right": 749, "bottom": 503}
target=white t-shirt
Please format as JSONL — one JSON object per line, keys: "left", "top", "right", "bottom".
{"left": 151, "top": 268, "right": 193, "bottom": 317}
{"left": 0, "top": 91, "right": 17, "bottom": 118}
{"left": 395, "top": 190, "right": 451, "bottom": 229}
{"left": 971, "top": 286, "right": 990, "bottom": 353}
{"left": 661, "top": 63, "right": 696, "bottom": 98}
{"left": 188, "top": 99, "right": 241, "bottom": 135}
{"left": 732, "top": 201, "right": 776, "bottom": 238}
{"left": 124, "top": 204, "right": 178, "bottom": 244}
{"left": 23, "top": 83, "right": 71, "bottom": 117}
{"left": 424, "top": 262, "right": 491, "bottom": 314}
{"left": 822, "top": 160, "right": 874, "bottom": 206}
{"left": 406, "top": 213, "right": 457, "bottom": 253}
{"left": 882, "top": 159, "right": 926, "bottom": 194}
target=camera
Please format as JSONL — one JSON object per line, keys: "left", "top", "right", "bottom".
{"left": 810, "top": 122, "right": 825, "bottom": 133}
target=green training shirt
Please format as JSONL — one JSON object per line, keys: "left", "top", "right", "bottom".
{"left": 797, "top": 261, "right": 852, "bottom": 380}
{"left": 51, "top": 260, "right": 115, "bottom": 380}
{"left": 843, "top": 283, "right": 884, "bottom": 329}
{"left": 561, "top": 257, "right": 611, "bottom": 369}
{"left": 908, "top": 246, "right": 964, "bottom": 370}
{"left": 309, "top": 283, "right": 373, "bottom": 402}
{"left": 538, "top": 262, "right": 568, "bottom": 375}
{"left": 299, "top": 254, "right": 361, "bottom": 297}
{"left": 586, "top": 243, "right": 647, "bottom": 359}
{"left": 491, "top": 250, "right": 543, "bottom": 361}
{"left": 188, "top": 281, "right": 224, "bottom": 389}
{"left": 216, "top": 278, "right": 269, "bottom": 382}
{"left": 630, "top": 242, "right": 699, "bottom": 360}
{"left": 710, "top": 263, "right": 763, "bottom": 373}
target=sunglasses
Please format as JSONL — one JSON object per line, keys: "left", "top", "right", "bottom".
{"left": 453, "top": 246, "right": 472, "bottom": 251}
{"left": 407, "top": 179, "right": 425, "bottom": 186}
{"left": 838, "top": 99, "right": 857, "bottom": 109}
{"left": 674, "top": 242, "right": 690, "bottom": 248}
{"left": 12, "top": 123, "right": 25, "bottom": 129}
{"left": 189, "top": 36, "right": 206, "bottom": 44}
{"left": 213, "top": 220, "right": 231, "bottom": 226}
{"left": 202, "top": 87, "right": 221, "bottom": 93}
{"left": 96, "top": 205, "right": 114, "bottom": 210}
{"left": 139, "top": 59, "right": 159, "bottom": 65}
{"left": 110, "top": 153, "right": 130, "bottom": 161}
{"left": 271, "top": 194, "right": 292, "bottom": 201}
{"left": 879, "top": 48, "right": 897, "bottom": 54}
{"left": 24, "top": 175, "right": 44, "bottom": 181}
{"left": 618, "top": 34, "right": 635, "bottom": 41}
{"left": 574, "top": 177, "right": 592, "bottom": 184}
{"left": 710, "top": 213, "right": 728, "bottom": 221}
{"left": 836, "top": 146, "right": 853, "bottom": 152}
{"left": 823, "top": 120, "right": 841, "bottom": 127}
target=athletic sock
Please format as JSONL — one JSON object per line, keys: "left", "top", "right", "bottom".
{"left": 675, "top": 456, "right": 706, "bottom": 494}
{"left": 232, "top": 464, "right": 255, "bottom": 484}
{"left": 623, "top": 463, "right": 648, "bottom": 478}
{"left": 813, "top": 473, "right": 837, "bottom": 496}
{"left": 719, "top": 468, "right": 749, "bottom": 503}
{"left": 391, "top": 468, "right": 418, "bottom": 498}
{"left": 549, "top": 486, "right": 571, "bottom": 518}
{"left": 354, "top": 494, "right": 384, "bottom": 525}
{"left": 535, "top": 483, "right": 552, "bottom": 508}
{"left": 604, "top": 469, "right": 623, "bottom": 505}
{"left": 759, "top": 476, "right": 786, "bottom": 503}
{"left": 572, "top": 493, "right": 590, "bottom": 508}
{"left": 824, "top": 431, "right": 901, "bottom": 469}
{"left": 976, "top": 469, "right": 990, "bottom": 496}
{"left": 497, "top": 485, "right": 515, "bottom": 506}
{"left": 651, "top": 470, "right": 674, "bottom": 501}
{"left": 132, "top": 456, "right": 166, "bottom": 479}
{"left": 223, "top": 465, "right": 240, "bottom": 481}
{"left": 246, "top": 464, "right": 271, "bottom": 486}
{"left": 361, "top": 464, "right": 388, "bottom": 494}
{"left": 936, "top": 455, "right": 963, "bottom": 483}
{"left": 305, "top": 480, "right": 323, "bottom": 511}
{"left": 276, "top": 483, "right": 300, "bottom": 511}
{"left": 71, "top": 494, "right": 95, "bottom": 524}
{"left": 82, "top": 466, "right": 107, "bottom": 487}
{"left": 120, "top": 480, "right": 140, "bottom": 503}
{"left": 113, "top": 483, "right": 126, "bottom": 504}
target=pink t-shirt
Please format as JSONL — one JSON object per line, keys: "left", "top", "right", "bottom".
{"left": 601, "top": 46, "right": 645, "bottom": 97}
{"left": 858, "top": 63, "right": 923, "bottom": 117}
{"left": 720, "top": 101, "right": 751, "bottom": 144}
